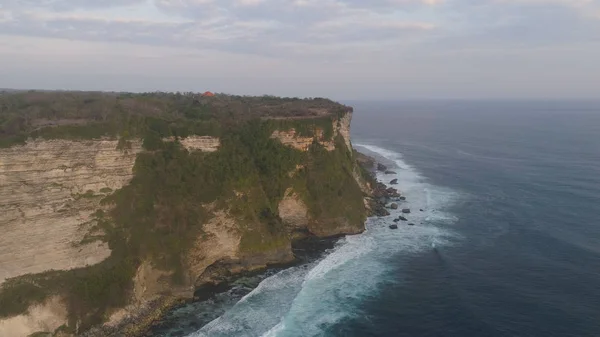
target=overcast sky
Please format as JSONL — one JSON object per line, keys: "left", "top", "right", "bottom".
{"left": 1, "top": 0, "right": 599, "bottom": 100}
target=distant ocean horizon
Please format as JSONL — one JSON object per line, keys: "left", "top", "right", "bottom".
{"left": 154, "top": 100, "right": 600, "bottom": 337}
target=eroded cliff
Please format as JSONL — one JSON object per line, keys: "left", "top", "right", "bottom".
{"left": 0, "top": 91, "right": 368, "bottom": 336}
{"left": 0, "top": 139, "right": 142, "bottom": 286}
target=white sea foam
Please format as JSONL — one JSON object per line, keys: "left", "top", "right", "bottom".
{"left": 187, "top": 144, "right": 461, "bottom": 337}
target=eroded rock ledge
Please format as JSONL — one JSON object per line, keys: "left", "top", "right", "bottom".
{"left": 270, "top": 112, "right": 353, "bottom": 152}
{"left": 162, "top": 136, "right": 220, "bottom": 152}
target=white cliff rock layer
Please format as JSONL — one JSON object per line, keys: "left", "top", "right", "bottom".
{"left": 0, "top": 296, "right": 67, "bottom": 337}
{"left": 163, "top": 136, "right": 221, "bottom": 152}
{"left": 278, "top": 188, "right": 309, "bottom": 229}
{"left": 270, "top": 112, "right": 353, "bottom": 152}
{"left": 335, "top": 111, "right": 353, "bottom": 151}
{"left": 0, "top": 139, "right": 143, "bottom": 286}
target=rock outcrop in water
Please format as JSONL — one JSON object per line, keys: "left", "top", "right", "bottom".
{"left": 0, "top": 91, "right": 371, "bottom": 337}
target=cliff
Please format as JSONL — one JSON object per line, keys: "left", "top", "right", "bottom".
{"left": 0, "top": 91, "right": 370, "bottom": 336}
{"left": 0, "top": 139, "right": 142, "bottom": 287}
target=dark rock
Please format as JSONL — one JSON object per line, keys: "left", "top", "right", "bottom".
{"left": 402, "top": 208, "right": 411, "bottom": 214}
{"left": 393, "top": 218, "right": 400, "bottom": 223}
{"left": 385, "top": 170, "right": 397, "bottom": 175}
{"left": 408, "top": 223, "right": 415, "bottom": 226}
{"left": 390, "top": 203, "right": 398, "bottom": 210}
{"left": 389, "top": 179, "right": 398, "bottom": 185}
{"left": 377, "top": 163, "right": 387, "bottom": 172}
{"left": 389, "top": 224, "right": 398, "bottom": 229}
{"left": 372, "top": 204, "right": 390, "bottom": 217}
{"left": 355, "top": 151, "right": 376, "bottom": 169}
{"left": 373, "top": 183, "right": 388, "bottom": 199}
{"left": 385, "top": 187, "right": 400, "bottom": 198}
{"left": 398, "top": 216, "right": 408, "bottom": 221}
{"left": 420, "top": 209, "right": 424, "bottom": 212}
{"left": 399, "top": 196, "right": 406, "bottom": 201}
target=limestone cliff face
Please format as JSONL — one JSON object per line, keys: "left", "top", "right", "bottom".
{"left": 163, "top": 136, "right": 221, "bottom": 152}
{"left": 0, "top": 111, "right": 365, "bottom": 336}
{"left": 273, "top": 112, "right": 366, "bottom": 238}
{"left": 0, "top": 296, "right": 67, "bottom": 337}
{"left": 0, "top": 136, "right": 228, "bottom": 336}
{"left": 186, "top": 211, "right": 242, "bottom": 287}
{"left": 278, "top": 188, "right": 309, "bottom": 230}
{"left": 0, "top": 91, "right": 366, "bottom": 336}
{"left": 0, "top": 139, "right": 143, "bottom": 287}
{"left": 278, "top": 187, "right": 363, "bottom": 238}
{"left": 270, "top": 112, "right": 353, "bottom": 152}
{"left": 336, "top": 111, "right": 353, "bottom": 151}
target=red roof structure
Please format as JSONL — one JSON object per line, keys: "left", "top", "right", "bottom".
{"left": 201, "top": 91, "right": 215, "bottom": 97}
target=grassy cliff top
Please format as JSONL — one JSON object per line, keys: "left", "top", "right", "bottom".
{"left": 0, "top": 90, "right": 353, "bottom": 147}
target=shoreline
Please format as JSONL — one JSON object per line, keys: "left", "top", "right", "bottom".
{"left": 140, "top": 151, "right": 398, "bottom": 337}
{"left": 142, "top": 235, "right": 342, "bottom": 336}
{"left": 82, "top": 237, "right": 342, "bottom": 337}
{"left": 99, "top": 151, "right": 390, "bottom": 337}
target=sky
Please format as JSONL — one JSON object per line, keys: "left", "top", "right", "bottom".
{"left": 1, "top": 0, "right": 599, "bottom": 100}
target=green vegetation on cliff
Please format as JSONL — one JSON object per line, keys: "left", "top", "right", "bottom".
{"left": 0, "top": 91, "right": 364, "bottom": 334}
{"left": 0, "top": 91, "right": 350, "bottom": 148}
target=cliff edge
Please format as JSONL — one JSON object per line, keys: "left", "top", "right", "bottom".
{"left": 0, "top": 91, "right": 373, "bottom": 336}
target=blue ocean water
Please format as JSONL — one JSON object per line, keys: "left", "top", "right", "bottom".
{"left": 160, "top": 101, "right": 600, "bottom": 337}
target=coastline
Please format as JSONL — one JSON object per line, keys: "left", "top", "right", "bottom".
{"left": 78, "top": 235, "right": 360, "bottom": 337}
{"left": 142, "top": 236, "right": 342, "bottom": 337}
{"left": 83, "top": 150, "right": 393, "bottom": 337}
{"left": 133, "top": 152, "right": 392, "bottom": 337}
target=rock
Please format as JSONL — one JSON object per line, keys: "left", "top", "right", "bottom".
{"left": 355, "top": 151, "right": 376, "bottom": 169}
{"left": 393, "top": 218, "right": 400, "bottom": 223}
{"left": 385, "top": 187, "right": 400, "bottom": 198}
{"left": 408, "top": 223, "right": 415, "bottom": 226}
{"left": 389, "top": 224, "right": 398, "bottom": 229}
{"left": 398, "top": 216, "right": 408, "bottom": 221}
{"left": 420, "top": 209, "right": 424, "bottom": 212}
{"left": 373, "top": 205, "right": 390, "bottom": 217}
{"left": 399, "top": 196, "right": 406, "bottom": 201}
{"left": 402, "top": 208, "right": 411, "bottom": 214}
{"left": 390, "top": 203, "right": 398, "bottom": 210}
{"left": 385, "top": 170, "right": 396, "bottom": 175}
{"left": 377, "top": 163, "right": 387, "bottom": 172}
{"left": 389, "top": 179, "right": 398, "bottom": 185}
{"left": 0, "top": 139, "right": 143, "bottom": 286}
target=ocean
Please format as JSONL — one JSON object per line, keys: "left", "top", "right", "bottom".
{"left": 151, "top": 100, "right": 600, "bottom": 337}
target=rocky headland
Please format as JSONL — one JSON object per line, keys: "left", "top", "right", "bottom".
{"left": 0, "top": 91, "right": 374, "bottom": 336}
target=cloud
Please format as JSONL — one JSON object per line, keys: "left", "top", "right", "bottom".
{"left": 2, "top": 0, "right": 145, "bottom": 11}
{"left": 1, "top": 0, "right": 599, "bottom": 98}
{"left": 0, "top": 0, "right": 440, "bottom": 57}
